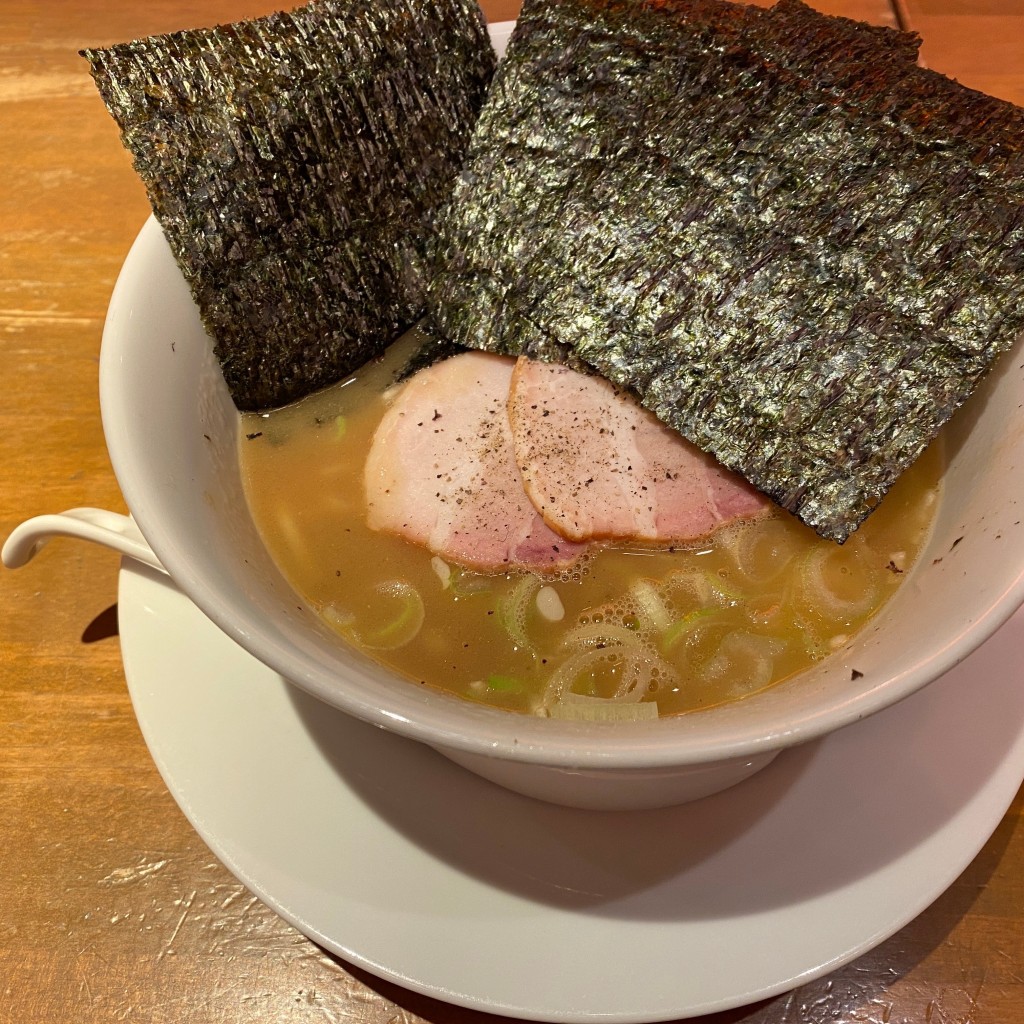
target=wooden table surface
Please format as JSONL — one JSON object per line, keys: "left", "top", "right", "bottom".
{"left": 4, "top": 0, "right": 1024, "bottom": 1020}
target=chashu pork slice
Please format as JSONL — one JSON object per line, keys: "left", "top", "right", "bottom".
{"left": 508, "top": 358, "right": 771, "bottom": 544}
{"left": 365, "top": 351, "right": 588, "bottom": 573}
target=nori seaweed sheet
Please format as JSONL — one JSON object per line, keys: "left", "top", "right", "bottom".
{"left": 394, "top": 319, "right": 467, "bottom": 381}
{"left": 83, "top": 0, "right": 495, "bottom": 410}
{"left": 429, "top": 0, "right": 1024, "bottom": 541}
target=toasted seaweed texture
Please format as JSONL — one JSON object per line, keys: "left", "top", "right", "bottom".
{"left": 394, "top": 318, "right": 467, "bottom": 381}
{"left": 429, "top": 0, "right": 1024, "bottom": 541}
{"left": 84, "top": 0, "right": 495, "bottom": 410}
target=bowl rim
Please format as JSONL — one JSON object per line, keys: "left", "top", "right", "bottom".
{"left": 98, "top": 214, "right": 1024, "bottom": 770}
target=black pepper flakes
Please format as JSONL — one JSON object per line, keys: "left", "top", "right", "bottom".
{"left": 430, "top": 0, "right": 1024, "bottom": 542}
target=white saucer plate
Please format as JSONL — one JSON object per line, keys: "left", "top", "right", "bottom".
{"left": 119, "top": 560, "right": 1024, "bottom": 1023}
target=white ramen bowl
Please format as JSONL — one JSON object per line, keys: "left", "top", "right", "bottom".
{"left": 6, "top": 213, "right": 1024, "bottom": 810}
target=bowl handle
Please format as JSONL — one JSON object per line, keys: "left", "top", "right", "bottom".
{"left": 2, "top": 508, "right": 166, "bottom": 574}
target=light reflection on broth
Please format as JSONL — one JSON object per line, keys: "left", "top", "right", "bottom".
{"left": 239, "top": 332, "right": 941, "bottom": 718}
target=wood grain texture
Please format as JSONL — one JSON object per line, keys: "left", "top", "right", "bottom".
{"left": 897, "top": 2, "right": 1024, "bottom": 104}
{"left": 2, "top": 1, "right": 1024, "bottom": 1022}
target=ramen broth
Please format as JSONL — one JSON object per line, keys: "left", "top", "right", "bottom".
{"left": 239, "top": 334, "right": 941, "bottom": 718}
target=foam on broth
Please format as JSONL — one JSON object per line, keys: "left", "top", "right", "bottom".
{"left": 239, "top": 330, "right": 941, "bottom": 718}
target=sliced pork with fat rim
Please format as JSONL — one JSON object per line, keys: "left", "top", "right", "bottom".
{"left": 507, "top": 357, "right": 770, "bottom": 544}
{"left": 364, "top": 351, "right": 588, "bottom": 573}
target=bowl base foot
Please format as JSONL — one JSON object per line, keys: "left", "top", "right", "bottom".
{"left": 432, "top": 746, "right": 780, "bottom": 811}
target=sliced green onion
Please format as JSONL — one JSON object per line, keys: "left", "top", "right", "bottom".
{"left": 357, "top": 580, "right": 425, "bottom": 650}
{"left": 542, "top": 646, "right": 676, "bottom": 709}
{"left": 486, "top": 674, "right": 523, "bottom": 692}
{"left": 333, "top": 414, "right": 348, "bottom": 439}
{"left": 794, "top": 612, "right": 830, "bottom": 660}
{"left": 706, "top": 571, "right": 744, "bottom": 604}
{"left": 497, "top": 574, "right": 541, "bottom": 655}
{"left": 722, "top": 516, "right": 803, "bottom": 583}
{"left": 660, "top": 607, "right": 718, "bottom": 653}
{"left": 799, "top": 543, "right": 878, "bottom": 620}
{"left": 665, "top": 569, "right": 741, "bottom": 607}
{"left": 702, "top": 632, "right": 784, "bottom": 693}
{"left": 665, "top": 570, "right": 713, "bottom": 606}
{"left": 629, "top": 578, "right": 672, "bottom": 632}
{"left": 562, "top": 621, "right": 644, "bottom": 651}
{"left": 544, "top": 649, "right": 639, "bottom": 705}
{"left": 450, "top": 569, "right": 493, "bottom": 598}
{"left": 321, "top": 604, "right": 355, "bottom": 630}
